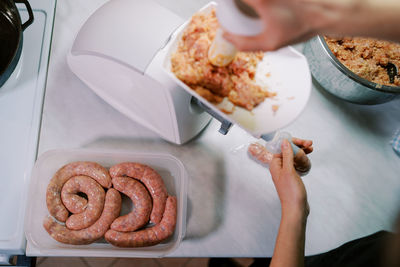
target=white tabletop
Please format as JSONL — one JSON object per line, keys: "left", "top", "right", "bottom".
{"left": 33, "top": 0, "right": 400, "bottom": 257}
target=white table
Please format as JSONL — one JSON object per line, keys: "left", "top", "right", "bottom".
{"left": 31, "top": 0, "right": 400, "bottom": 257}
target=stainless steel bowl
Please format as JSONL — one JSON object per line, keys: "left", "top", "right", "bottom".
{"left": 303, "top": 36, "right": 400, "bottom": 105}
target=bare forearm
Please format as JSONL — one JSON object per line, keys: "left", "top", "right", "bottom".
{"left": 270, "top": 209, "right": 308, "bottom": 267}
{"left": 303, "top": 0, "right": 400, "bottom": 42}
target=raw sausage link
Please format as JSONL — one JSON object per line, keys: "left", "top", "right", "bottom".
{"left": 248, "top": 143, "right": 274, "bottom": 165}
{"left": 109, "top": 162, "right": 168, "bottom": 224}
{"left": 43, "top": 188, "right": 122, "bottom": 245}
{"left": 111, "top": 177, "right": 152, "bottom": 232}
{"left": 61, "top": 176, "right": 105, "bottom": 230}
{"left": 105, "top": 196, "right": 177, "bottom": 247}
{"left": 46, "top": 161, "right": 112, "bottom": 222}
{"left": 61, "top": 194, "right": 87, "bottom": 214}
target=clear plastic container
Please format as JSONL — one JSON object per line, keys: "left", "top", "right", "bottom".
{"left": 24, "top": 149, "right": 187, "bottom": 258}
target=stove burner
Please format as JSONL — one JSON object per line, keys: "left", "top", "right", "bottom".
{"left": 0, "top": 15, "right": 19, "bottom": 72}
{"left": 0, "top": 14, "right": 20, "bottom": 87}
{"left": 0, "top": 0, "right": 33, "bottom": 88}
{"left": 0, "top": 49, "right": 24, "bottom": 94}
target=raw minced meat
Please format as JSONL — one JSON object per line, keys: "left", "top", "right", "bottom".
{"left": 171, "top": 9, "right": 274, "bottom": 111}
{"left": 325, "top": 36, "right": 400, "bottom": 87}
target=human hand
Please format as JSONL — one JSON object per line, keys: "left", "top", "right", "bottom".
{"left": 222, "top": 0, "right": 360, "bottom": 51}
{"left": 292, "top": 137, "right": 313, "bottom": 154}
{"left": 248, "top": 137, "right": 312, "bottom": 174}
{"left": 292, "top": 138, "right": 312, "bottom": 174}
{"left": 269, "top": 139, "right": 309, "bottom": 217}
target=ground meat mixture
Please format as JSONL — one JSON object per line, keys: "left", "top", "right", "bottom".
{"left": 325, "top": 36, "right": 400, "bottom": 87}
{"left": 171, "top": 9, "right": 274, "bottom": 111}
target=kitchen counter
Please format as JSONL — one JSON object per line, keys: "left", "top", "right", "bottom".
{"left": 30, "top": 0, "right": 400, "bottom": 257}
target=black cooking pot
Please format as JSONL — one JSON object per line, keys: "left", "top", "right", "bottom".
{"left": 0, "top": 0, "right": 33, "bottom": 87}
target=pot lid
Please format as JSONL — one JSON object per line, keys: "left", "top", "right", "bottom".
{"left": 0, "top": 13, "right": 19, "bottom": 75}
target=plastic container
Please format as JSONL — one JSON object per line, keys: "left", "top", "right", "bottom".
{"left": 24, "top": 149, "right": 187, "bottom": 258}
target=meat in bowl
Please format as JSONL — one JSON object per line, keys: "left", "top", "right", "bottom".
{"left": 325, "top": 36, "right": 400, "bottom": 87}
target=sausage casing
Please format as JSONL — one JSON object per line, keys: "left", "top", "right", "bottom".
{"left": 105, "top": 196, "right": 177, "bottom": 247}
{"left": 61, "top": 193, "right": 87, "bottom": 214}
{"left": 43, "top": 188, "right": 122, "bottom": 245}
{"left": 248, "top": 143, "right": 274, "bottom": 165}
{"left": 62, "top": 176, "right": 105, "bottom": 230}
{"left": 46, "top": 161, "right": 112, "bottom": 222}
{"left": 109, "top": 162, "right": 168, "bottom": 224}
{"left": 111, "top": 177, "right": 152, "bottom": 232}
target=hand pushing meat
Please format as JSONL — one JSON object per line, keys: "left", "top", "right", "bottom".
{"left": 248, "top": 138, "right": 312, "bottom": 175}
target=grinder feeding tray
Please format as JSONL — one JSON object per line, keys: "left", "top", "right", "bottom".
{"left": 68, "top": 0, "right": 311, "bottom": 144}
{"left": 163, "top": 2, "right": 311, "bottom": 139}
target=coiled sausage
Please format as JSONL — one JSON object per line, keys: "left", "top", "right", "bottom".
{"left": 105, "top": 196, "right": 177, "bottom": 247}
{"left": 61, "top": 193, "right": 87, "bottom": 214}
{"left": 46, "top": 161, "right": 112, "bottom": 222}
{"left": 43, "top": 188, "right": 122, "bottom": 245}
{"left": 109, "top": 163, "right": 168, "bottom": 224}
{"left": 61, "top": 176, "right": 105, "bottom": 230}
{"left": 111, "top": 177, "right": 152, "bottom": 232}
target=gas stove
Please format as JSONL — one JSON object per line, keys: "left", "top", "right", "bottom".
{"left": 0, "top": 0, "right": 56, "bottom": 259}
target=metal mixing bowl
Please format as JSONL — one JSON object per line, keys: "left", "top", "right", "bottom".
{"left": 303, "top": 36, "right": 400, "bottom": 104}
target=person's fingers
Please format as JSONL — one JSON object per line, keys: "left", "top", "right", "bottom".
{"left": 281, "top": 139, "right": 294, "bottom": 170}
{"left": 292, "top": 137, "right": 313, "bottom": 148}
{"left": 292, "top": 138, "right": 313, "bottom": 154}
{"left": 224, "top": 31, "right": 284, "bottom": 51}
{"left": 272, "top": 153, "right": 282, "bottom": 159}
{"left": 291, "top": 137, "right": 303, "bottom": 147}
{"left": 242, "top": 0, "right": 267, "bottom": 11}
{"left": 303, "top": 146, "right": 313, "bottom": 154}
{"left": 241, "top": 0, "right": 272, "bottom": 20}
{"left": 294, "top": 149, "right": 306, "bottom": 160}
{"left": 294, "top": 149, "right": 311, "bottom": 172}
{"left": 223, "top": 32, "right": 267, "bottom": 51}
{"left": 304, "top": 140, "right": 313, "bottom": 147}
{"left": 269, "top": 157, "right": 282, "bottom": 181}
